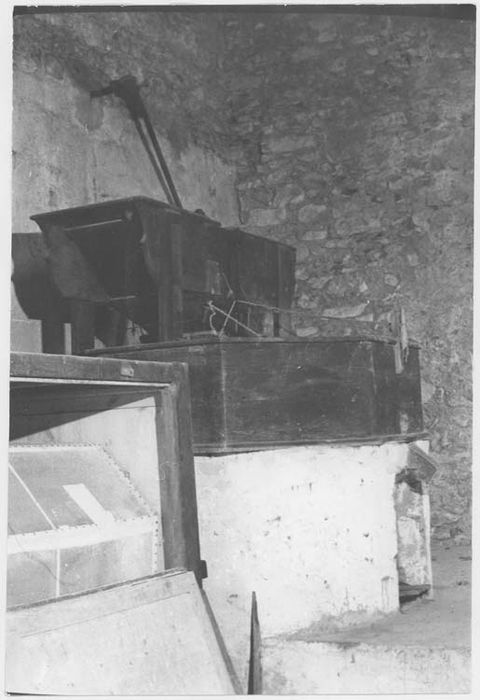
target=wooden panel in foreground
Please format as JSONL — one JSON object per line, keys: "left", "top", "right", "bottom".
{"left": 6, "top": 569, "right": 239, "bottom": 695}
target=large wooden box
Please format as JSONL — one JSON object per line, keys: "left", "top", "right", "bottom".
{"left": 88, "top": 337, "right": 424, "bottom": 454}
{"left": 30, "top": 197, "right": 295, "bottom": 352}
{"left": 9, "top": 351, "right": 204, "bottom": 606}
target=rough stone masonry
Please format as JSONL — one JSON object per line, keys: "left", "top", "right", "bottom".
{"left": 12, "top": 9, "right": 474, "bottom": 544}
{"left": 221, "top": 11, "right": 474, "bottom": 545}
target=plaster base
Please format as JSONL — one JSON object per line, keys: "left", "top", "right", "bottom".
{"left": 195, "top": 442, "right": 413, "bottom": 688}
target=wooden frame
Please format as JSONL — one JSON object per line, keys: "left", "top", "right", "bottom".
{"left": 9, "top": 351, "right": 203, "bottom": 583}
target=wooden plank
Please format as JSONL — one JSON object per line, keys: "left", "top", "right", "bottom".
{"left": 185, "top": 431, "right": 429, "bottom": 454}
{"left": 6, "top": 570, "right": 238, "bottom": 695}
{"left": 10, "top": 351, "right": 182, "bottom": 385}
{"left": 181, "top": 218, "right": 209, "bottom": 293}
{"left": 155, "top": 366, "right": 204, "bottom": 582}
{"left": 422, "top": 487, "right": 434, "bottom": 598}
{"left": 70, "top": 300, "right": 95, "bottom": 354}
{"left": 10, "top": 352, "right": 202, "bottom": 581}
{"left": 31, "top": 197, "right": 177, "bottom": 232}
{"left": 372, "top": 341, "right": 399, "bottom": 434}
{"left": 170, "top": 220, "right": 185, "bottom": 338}
{"left": 86, "top": 334, "right": 418, "bottom": 351}
{"left": 277, "top": 245, "right": 296, "bottom": 335}
{"left": 40, "top": 303, "right": 66, "bottom": 354}
{"left": 274, "top": 245, "right": 282, "bottom": 336}
{"left": 395, "top": 478, "right": 433, "bottom": 590}
{"left": 136, "top": 201, "right": 174, "bottom": 342}
{"left": 248, "top": 592, "right": 262, "bottom": 694}
{"left": 407, "top": 443, "right": 438, "bottom": 482}
{"left": 397, "top": 346, "right": 424, "bottom": 433}
{"left": 222, "top": 340, "right": 376, "bottom": 445}
{"left": 10, "top": 385, "right": 163, "bottom": 449}
{"left": 10, "top": 383, "right": 158, "bottom": 417}
{"left": 200, "top": 589, "right": 243, "bottom": 694}
{"left": 157, "top": 225, "right": 174, "bottom": 342}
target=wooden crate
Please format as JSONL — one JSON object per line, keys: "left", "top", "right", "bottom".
{"left": 9, "top": 351, "right": 204, "bottom": 601}
{"left": 30, "top": 197, "right": 296, "bottom": 352}
{"left": 87, "top": 336, "right": 425, "bottom": 454}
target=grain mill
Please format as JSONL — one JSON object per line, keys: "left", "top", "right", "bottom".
{"left": 8, "top": 71, "right": 434, "bottom": 694}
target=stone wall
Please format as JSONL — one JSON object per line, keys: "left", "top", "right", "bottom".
{"left": 13, "top": 10, "right": 239, "bottom": 231}
{"left": 222, "top": 11, "right": 474, "bottom": 543}
{"left": 11, "top": 9, "right": 240, "bottom": 351}
{"left": 12, "top": 9, "right": 474, "bottom": 544}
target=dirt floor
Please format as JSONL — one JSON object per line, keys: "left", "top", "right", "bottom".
{"left": 290, "top": 543, "right": 472, "bottom": 649}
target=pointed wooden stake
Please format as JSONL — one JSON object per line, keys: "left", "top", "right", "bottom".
{"left": 248, "top": 591, "right": 262, "bottom": 694}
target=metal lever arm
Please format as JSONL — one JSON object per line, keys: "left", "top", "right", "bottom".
{"left": 91, "top": 75, "right": 182, "bottom": 208}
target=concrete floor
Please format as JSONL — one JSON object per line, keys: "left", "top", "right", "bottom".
{"left": 290, "top": 543, "right": 471, "bottom": 649}
{"left": 262, "top": 543, "right": 472, "bottom": 693}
